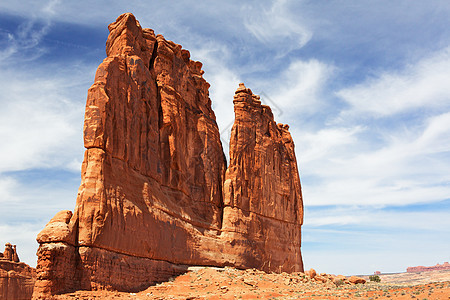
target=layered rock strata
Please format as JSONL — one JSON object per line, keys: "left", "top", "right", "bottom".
{"left": 407, "top": 262, "right": 450, "bottom": 273}
{"left": 0, "top": 244, "right": 36, "bottom": 300}
{"left": 33, "top": 13, "right": 303, "bottom": 299}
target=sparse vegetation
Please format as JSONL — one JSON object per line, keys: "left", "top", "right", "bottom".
{"left": 334, "top": 279, "right": 344, "bottom": 286}
{"left": 56, "top": 267, "right": 450, "bottom": 299}
{"left": 369, "top": 275, "right": 381, "bottom": 282}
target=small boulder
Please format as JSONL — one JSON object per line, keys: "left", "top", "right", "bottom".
{"left": 314, "top": 275, "right": 328, "bottom": 283}
{"left": 305, "top": 268, "right": 316, "bottom": 279}
{"left": 349, "top": 275, "right": 366, "bottom": 284}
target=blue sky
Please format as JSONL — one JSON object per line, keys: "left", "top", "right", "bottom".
{"left": 1, "top": 0, "right": 449, "bottom": 275}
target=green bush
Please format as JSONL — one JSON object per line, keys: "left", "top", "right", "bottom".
{"left": 369, "top": 275, "right": 381, "bottom": 282}
{"left": 334, "top": 279, "right": 344, "bottom": 286}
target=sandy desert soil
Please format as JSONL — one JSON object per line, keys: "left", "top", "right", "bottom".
{"left": 55, "top": 267, "right": 450, "bottom": 299}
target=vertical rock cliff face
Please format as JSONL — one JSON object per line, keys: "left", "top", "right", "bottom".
{"left": 222, "top": 83, "right": 303, "bottom": 272}
{"left": 33, "top": 13, "right": 303, "bottom": 298}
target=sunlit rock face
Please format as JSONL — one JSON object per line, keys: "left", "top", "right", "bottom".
{"left": 33, "top": 13, "right": 304, "bottom": 299}
{"left": 0, "top": 243, "right": 36, "bottom": 300}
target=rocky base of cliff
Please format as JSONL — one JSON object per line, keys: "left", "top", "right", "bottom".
{"left": 46, "top": 267, "right": 450, "bottom": 300}
{"left": 32, "top": 244, "right": 190, "bottom": 299}
{"left": 76, "top": 246, "right": 189, "bottom": 292}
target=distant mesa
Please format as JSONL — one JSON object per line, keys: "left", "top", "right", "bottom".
{"left": 0, "top": 243, "right": 36, "bottom": 300}
{"left": 407, "top": 262, "right": 450, "bottom": 273}
{"left": 32, "top": 13, "right": 304, "bottom": 299}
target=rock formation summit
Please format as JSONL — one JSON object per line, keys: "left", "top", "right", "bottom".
{"left": 33, "top": 13, "right": 304, "bottom": 298}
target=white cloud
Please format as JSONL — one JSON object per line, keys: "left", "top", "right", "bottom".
{"left": 0, "top": 176, "right": 20, "bottom": 203}
{"left": 0, "top": 79, "right": 84, "bottom": 173}
{"left": 244, "top": 0, "right": 312, "bottom": 56}
{"left": 337, "top": 47, "right": 450, "bottom": 117}
{"left": 0, "top": 63, "right": 91, "bottom": 173}
{"left": 297, "top": 112, "right": 450, "bottom": 207}
{"left": 249, "top": 58, "right": 334, "bottom": 123}
{"left": 0, "top": 20, "right": 50, "bottom": 63}
{"left": 294, "top": 126, "right": 363, "bottom": 164}
{"left": 414, "top": 112, "right": 450, "bottom": 154}
{"left": 277, "top": 60, "right": 334, "bottom": 113}
{"left": 0, "top": 0, "right": 61, "bottom": 63}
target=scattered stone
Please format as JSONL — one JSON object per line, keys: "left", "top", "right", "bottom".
{"left": 314, "top": 275, "right": 328, "bottom": 283}
{"left": 349, "top": 276, "right": 366, "bottom": 284}
{"left": 306, "top": 268, "right": 317, "bottom": 279}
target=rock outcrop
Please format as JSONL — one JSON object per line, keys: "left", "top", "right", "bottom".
{"left": 0, "top": 243, "right": 36, "bottom": 300}
{"left": 33, "top": 13, "right": 304, "bottom": 299}
{"left": 0, "top": 243, "right": 19, "bottom": 263}
{"left": 222, "top": 83, "right": 303, "bottom": 272}
{"left": 407, "top": 262, "right": 450, "bottom": 273}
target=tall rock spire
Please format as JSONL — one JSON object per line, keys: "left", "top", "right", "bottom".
{"left": 222, "top": 83, "right": 303, "bottom": 272}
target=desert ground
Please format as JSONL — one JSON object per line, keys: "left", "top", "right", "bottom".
{"left": 54, "top": 268, "right": 450, "bottom": 299}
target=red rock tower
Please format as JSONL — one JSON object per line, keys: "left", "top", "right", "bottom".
{"left": 33, "top": 13, "right": 304, "bottom": 299}
{"left": 222, "top": 83, "right": 303, "bottom": 272}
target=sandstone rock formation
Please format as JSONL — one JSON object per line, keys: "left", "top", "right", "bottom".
{"left": 407, "top": 262, "right": 450, "bottom": 273}
{"left": 0, "top": 243, "right": 36, "bottom": 300}
{"left": 0, "top": 243, "right": 20, "bottom": 264}
{"left": 222, "top": 83, "right": 303, "bottom": 272}
{"left": 33, "top": 13, "right": 304, "bottom": 299}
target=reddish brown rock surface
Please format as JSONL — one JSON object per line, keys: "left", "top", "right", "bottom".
{"left": 222, "top": 83, "right": 303, "bottom": 273}
{"left": 0, "top": 243, "right": 36, "bottom": 300}
{"left": 407, "top": 262, "right": 450, "bottom": 273}
{"left": 348, "top": 275, "right": 366, "bottom": 284}
{"left": 33, "top": 13, "right": 304, "bottom": 299}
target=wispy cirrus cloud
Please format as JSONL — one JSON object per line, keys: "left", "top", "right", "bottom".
{"left": 0, "top": 176, "right": 20, "bottom": 203}
{"left": 337, "top": 46, "right": 450, "bottom": 117}
{"left": 244, "top": 0, "right": 312, "bottom": 57}
{"left": 271, "top": 59, "right": 334, "bottom": 116}
{"left": 298, "top": 110, "right": 450, "bottom": 207}
{"left": 0, "top": 67, "right": 88, "bottom": 173}
{"left": 0, "top": 19, "right": 51, "bottom": 62}
{"left": 0, "top": 0, "right": 62, "bottom": 63}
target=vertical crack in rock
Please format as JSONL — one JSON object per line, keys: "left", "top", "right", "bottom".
{"left": 32, "top": 13, "right": 304, "bottom": 299}
{"left": 149, "top": 36, "right": 158, "bottom": 71}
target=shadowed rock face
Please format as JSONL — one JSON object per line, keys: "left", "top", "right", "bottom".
{"left": 33, "top": 13, "right": 303, "bottom": 299}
